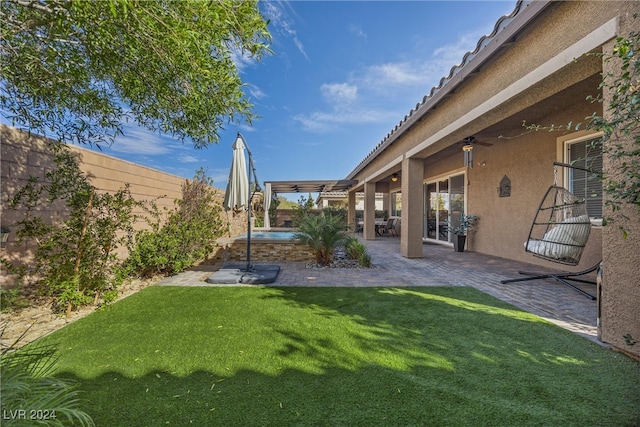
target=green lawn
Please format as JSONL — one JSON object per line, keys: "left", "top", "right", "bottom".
{"left": 36, "top": 286, "right": 639, "bottom": 426}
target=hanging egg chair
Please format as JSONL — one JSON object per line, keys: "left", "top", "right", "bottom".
{"left": 501, "top": 163, "right": 598, "bottom": 300}
{"left": 524, "top": 185, "right": 591, "bottom": 266}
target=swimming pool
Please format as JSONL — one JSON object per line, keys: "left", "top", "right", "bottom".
{"left": 214, "top": 230, "right": 314, "bottom": 263}
{"left": 239, "top": 231, "right": 298, "bottom": 240}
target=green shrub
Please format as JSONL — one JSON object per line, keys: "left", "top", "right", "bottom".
{"left": 358, "top": 250, "right": 372, "bottom": 268}
{"left": 344, "top": 237, "right": 372, "bottom": 268}
{"left": 1, "top": 341, "right": 94, "bottom": 427}
{"left": 294, "top": 212, "right": 349, "bottom": 265}
{"left": 322, "top": 206, "right": 347, "bottom": 222}
{"left": 0, "top": 288, "right": 29, "bottom": 313}
{"left": 125, "top": 169, "right": 225, "bottom": 278}
{"left": 7, "top": 146, "right": 138, "bottom": 317}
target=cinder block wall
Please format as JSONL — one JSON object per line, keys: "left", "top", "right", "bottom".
{"left": 0, "top": 125, "right": 246, "bottom": 286}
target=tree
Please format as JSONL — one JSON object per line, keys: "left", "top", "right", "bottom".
{"left": 8, "top": 145, "right": 140, "bottom": 317}
{"left": 1, "top": 0, "right": 271, "bottom": 148}
{"left": 276, "top": 196, "right": 297, "bottom": 209}
{"left": 292, "top": 193, "right": 315, "bottom": 226}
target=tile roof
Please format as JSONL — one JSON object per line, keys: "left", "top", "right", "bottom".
{"left": 346, "top": 0, "right": 548, "bottom": 180}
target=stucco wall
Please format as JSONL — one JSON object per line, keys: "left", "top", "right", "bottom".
{"left": 0, "top": 125, "right": 246, "bottom": 286}
{"left": 345, "top": 2, "right": 639, "bottom": 355}
{"left": 599, "top": 13, "right": 640, "bottom": 358}
{"left": 461, "top": 95, "right": 604, "bottom": 272}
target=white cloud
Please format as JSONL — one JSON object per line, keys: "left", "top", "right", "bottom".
{"left": 178, "top": 153, "right": 199, "bottom": 163}
{"left": 293, "top": 108, "right": 395, "bottom": 133}
{"left": 321, "top": 83, "right": 357, "bottom": 104}
{"left": 230, "top": 47, "right": 257, "bottom": 72}
{"left": 292, "top": 28, "right": 492, "bottom": 134}
{"left": 111, "top": 126, "right": 173, "bottom": 156}
{"left": 262, "top": 1, "right": 308, "bottom": 60}
{"left": 348, "top": 24, "right": 367, "bottom": 41}
{"left": 364, "top": 62, "right": 427, "bottom": 87}
{"left": 249, "top": 85, "right": 267, "bottom": 100}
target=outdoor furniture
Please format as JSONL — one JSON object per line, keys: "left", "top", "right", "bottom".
{"left": 379, "top": 218, "right": 395, "bottom": 237}
{"left": 392, "top": 217, "right": 401, "bottom": 236}
{"left": 501, "top": 162, "right": 598, "bottom": 299}
{"left": 392, "top": 218, "right": 400, "bottom": 236}
{"left": 372, "top": 219, "right": 384, "bottom": 236}
{"left": 354, "top": 218, "right": 363, "bottom": 233}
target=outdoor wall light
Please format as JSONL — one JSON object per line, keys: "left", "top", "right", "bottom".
{"left": 462, "top": 143, "right": 474, "bottom": 168}
{"left": 391, "top": 173, "right": 399, "bottom": 182}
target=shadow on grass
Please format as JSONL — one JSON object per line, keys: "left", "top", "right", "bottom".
{"left": 33, "top": 286, "right": 640, "bottom": 426}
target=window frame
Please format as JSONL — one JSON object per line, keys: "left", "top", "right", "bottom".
{"left": 560, "top": 131, "right": 604, "bottom": 225}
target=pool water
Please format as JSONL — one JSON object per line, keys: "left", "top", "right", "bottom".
{"left": 239, "top": 231, "right": 298, "bottom": 240}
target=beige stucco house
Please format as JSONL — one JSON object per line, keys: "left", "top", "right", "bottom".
{"left": 343, "top": 0, "right": 639, "bottom": 357}
{"left": 316, "top": 191, "right": 384, "bottom": 211}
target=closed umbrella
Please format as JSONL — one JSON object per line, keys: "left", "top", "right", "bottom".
{"left": 207, "top": 132, "right": 280, "bottom": 284}
{"left": 263, "top": 182, "right": 272, "bottom": 229}
{"left": 224, "top": 133, "right": 253, "bottom": 271}
{"left": 223, "top": 135, "right": 249, "bottom": 212}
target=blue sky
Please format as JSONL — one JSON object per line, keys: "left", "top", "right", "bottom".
{"left": 64, "top": 1, "right": 519, "bottom": 198}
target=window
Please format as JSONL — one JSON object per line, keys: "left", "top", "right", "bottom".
{"left": 391, "top": 191, "right": 401, "bottom": 217}
{"left": 566, "top": 136, "right": 603, "bottom": 218}
{"left": 424, "top": 173, "right": 465, "bottom": 242}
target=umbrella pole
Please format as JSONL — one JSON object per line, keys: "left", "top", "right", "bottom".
{"left": 246, "top": 199, "right": 251, "bottom": 272}
{"left": 245, "top": 145, "right": 260, "bottom": 273}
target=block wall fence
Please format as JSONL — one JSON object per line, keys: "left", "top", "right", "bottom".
{"left": 0, "top": 125, "right": 246, "bottom": 286}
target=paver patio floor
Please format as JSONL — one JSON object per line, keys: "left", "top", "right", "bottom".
{"left": 156, "top": 236, "right": 600, "bottom": 344}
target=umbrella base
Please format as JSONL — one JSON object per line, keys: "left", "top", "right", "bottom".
{"left": 206, "top": 263, "right": 280, "bottom": 284}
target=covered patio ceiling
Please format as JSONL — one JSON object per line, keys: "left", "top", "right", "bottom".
{"left": 265, "top": 180, "right": 358, "bottom": 194}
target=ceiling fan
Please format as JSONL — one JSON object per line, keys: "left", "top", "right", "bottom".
{"left": 459, "top": 136, "right": 493, "bottom": 147}
{"left": 458, "top": 136, "right": 492, "bottom": 168}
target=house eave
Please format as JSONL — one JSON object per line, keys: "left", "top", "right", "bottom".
{"left": 345, "top": 0, "right": 552, "bottom": 180}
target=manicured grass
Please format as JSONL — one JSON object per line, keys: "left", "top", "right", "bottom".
{"left": 36, "top": 286, "right": 639, "bottom": 426}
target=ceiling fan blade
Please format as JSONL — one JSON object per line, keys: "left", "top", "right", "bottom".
{"left": 461, "top": 136, "right": 493, "bottom": 146}
{"left": 475, "top": 140, "right": 493, "bottom": 146}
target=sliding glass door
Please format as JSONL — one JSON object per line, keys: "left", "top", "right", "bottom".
{"left": 424, "top": 173, "right": 465, "bottom": 242}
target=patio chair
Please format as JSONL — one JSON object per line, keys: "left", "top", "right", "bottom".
{"left": 354, "top": 218, "right": 363, "bottom": 234}
{"left": 392, "top": 217, "right": 401, "bottom": 236}
{"left": 500, "top": 162, "right": 599, "bottom": 300}
{"left": 380, "top": 218, "right": 396, "bottom": 237}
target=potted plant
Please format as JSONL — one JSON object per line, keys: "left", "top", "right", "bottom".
{"left": 445, "top": 214, "right": 478, "bottom": 252}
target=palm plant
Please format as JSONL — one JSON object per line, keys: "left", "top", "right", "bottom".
{"left": 294, "top": 212, "right": 348, "bottom": 265}
{"left": 1, "top": 327, "right": 95, "bottom": 427}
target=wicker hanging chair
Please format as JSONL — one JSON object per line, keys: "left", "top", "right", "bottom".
{"left": 524, "top": 185, "right": 591, "bottom": 266}
{"left": 501, "top": 163, "right": 598, "bottom": 300}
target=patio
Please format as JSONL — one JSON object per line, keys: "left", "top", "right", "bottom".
{"left": 157, "top": 236, "right": 599, "bottom": 345}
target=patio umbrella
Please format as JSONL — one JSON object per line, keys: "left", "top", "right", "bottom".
{"left": 207, "top": 133, "right": 279, "bottom": 284}
{"left": 223, "top": 134, "right": 249, "bottom": 212}
{"left": 263, "top": 182, "right": 272, "bottom": 229}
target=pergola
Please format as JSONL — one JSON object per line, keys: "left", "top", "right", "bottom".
{"left": 264, "top": 180, "right": 358, "bottom": 194}
{"left": 261, "top": 179, "right": 361, "bottom": 230}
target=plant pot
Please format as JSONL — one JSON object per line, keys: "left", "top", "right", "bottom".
{"left": 453, "top": 235, "right": 466, "bottom": 252}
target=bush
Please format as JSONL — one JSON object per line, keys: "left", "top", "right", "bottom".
{"left": 124, "top": 169, "right": 225, "bottom": 278}
{"left": 6, "top": 146, "right": 139, "bottom": 317}
{"left": 1, "top": 341, "right": 94, "bottom": 426}
{"left": 344, "top": 236, "right": 372, "bottom": 268}
{"left": 294, "top": 213, "right": 349, "bottom": 265}
{"left": 358, "top": 250, "right": 372, "bottom": 268}
{"left": 322, "top": 206, "right": 347, "bottom": 222}
{"left": 0, "top": 288, "right": 29, "bottom": 313}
